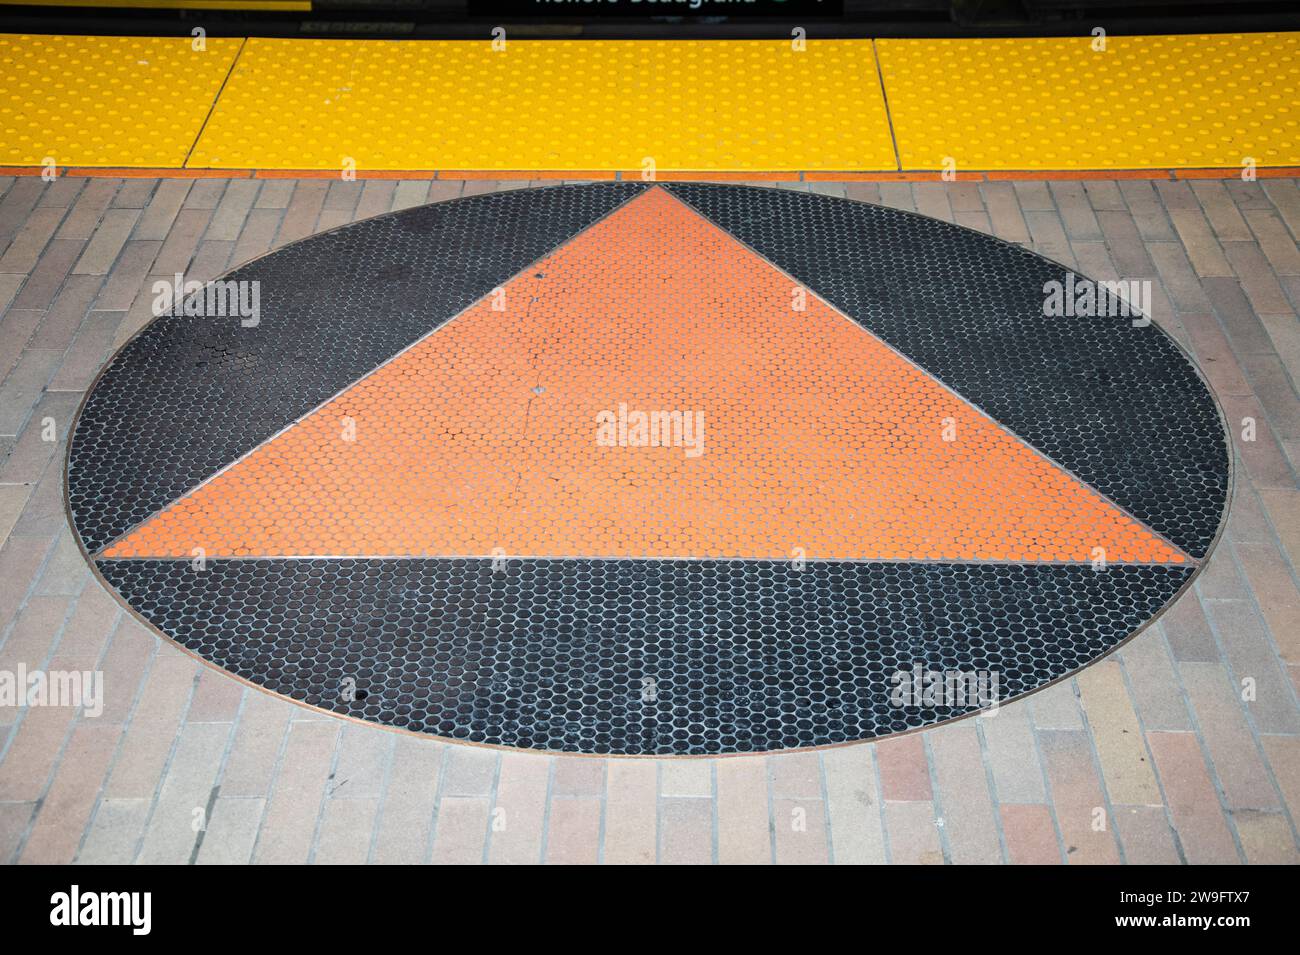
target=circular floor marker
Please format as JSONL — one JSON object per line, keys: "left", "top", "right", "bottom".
{"left": 68, "top": 184, "right": 1230, "bottom": 755}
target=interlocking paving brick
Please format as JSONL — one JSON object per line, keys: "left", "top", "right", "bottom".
{"left": 883, "top": 800, "right": 943, "bottom": 864}
{"left": 1168, "top": 206, "right": 1233, "bottom": 278}
{"left": 18, "top": 719, "right": 121, "bottom": 863}
{"left": 194, "top": 797, "right": 263, "bottom": 865}
{"left": 275, "top": 181, "right": 328, "bottom": 247}
{"left": 1077, "top": 661, "right": 1161, "bottom": 806}
{"left": 876, "top": 735, "right": 932, "bottom": 802}
{"left": 431, "top": 796, "right": 490, "bottom": 864}
{"left": 1117, "top": 633, "right": 1191, "bottom": 731}
{"left": 441, "top": 745, "right": 498, "bottom": 797}
{"left": 1028, "top": 681, "right": 1083, "bottom": 731}
{"left": 1118, "top": 181, "right": 1175, "bottom": 241}
{"left": 661, "top": 759, "right": 713, "bottom": 798}
{"left": 216, "top": 689, "right": 293, "bottom": 797}
{"left": 660, "top": 797, "right": 714, "bottom": 864}
{"left": 1233, "top": 809, "right": 1299, "bottom": 864}
{"left": 1236, "top": 542, "right": 1300, "bottom": 663}
{"left": 979, "top": 705, "right": 1047, "bottom": 803}
{"left": 912, "top": 183, "right": 954, "bottom": 223}
{"left": 982, "top": 182, "right": 1029, "bottom": 243}
{"left": 1097, "top": 209, "right": 1155, "bottom": 276}
{"left": 112, "top": 179, "right": 155, "bottom": 210}
{"left": 821, "top": 745, "right": 886, "bottom": 864}
{"left": 545, "top": 796, "right": 601, "bottom": 864}
{"left": 1146, "top": 730, "right": 1241, "bottom": 864}
{"left": 1225, "top": 241, "right": 1295, "bottom": 315}
{"left": 314, "top": 795, "right": 379, "bottom": 865}
{"left": 0, "top": 391, "right": 78, "bottom": 484}
{"left": 183, "top": 180, "right": 227, "bottom": 211}
{"left": 74, "top": 208, "right": 139, "bottom": 275}
{"left": 1112, "top": 805, "right": 1181, "bottom": 864}
{"left": 1179, "top": 663, "right": 1280, "bottom": 810}
{"left": 487, "top": 751, "right": 550, "bottom": 864}
{"left": 252, "top": 720, "right": 337, "bottom": 864}
{"left": 327, "top": 725, "right": 390, "bottom": 799}
{"left": 769, "top": 752, "right": 820, "bottom": 800}
{"left": 773, "top": 797, "right": 829, "bottom": 864}
{"left": 150, "top": 207, "right": 212, "bottom": 276}
{"left": 105, "top": 651, "right": 196, "bottom": 798}
{"left": 47, "top": 582, "right": 118, "bottom": 673}
{"left": 206, "top": 180, "right": 262, "bottom": 242}
{"left": 1244, "top": 209, "right": 1300, "bottom": 276}
{"left": 93, "top": 616, "right": 155, "bottom": 724}
{"left": 1202, "top": 598, "right": 1300, "bottom": 735}
{"left": 1149, "top": 243, "right": 1213, "bottom": 312}
{"left": 1259, "top": 736, "right": 1300, "bottom": 822}
{"left": 186, "top": 667, "right": 244, "bottom": 724}
{"left": 0, "top": 205, "right": 65, "bottom": 274}
{"left": 1241, "top": 353, "right": 1300, "bottom": 442}
{"left": 370, "top": 736, "right": 441, "bottom": 864}
{"left": 137, "top": 721, "right": 230, "bottom": 863}
{"left": 58, "top": 180, "right": 117, "bottom": 241}
{"left": 0, "top": 800, "right": 35, "bottom": 865}
{"left": 714, "top": 757, "right": 770, "bottom": 865}
{"left": 49, "top": 310, "right": 122, "bottom": 392}
{"left": 0, "top": 348, "right": 60, "bottom": 434}
{"left": 552, "top": 758, "right": 605, "bottom": 797}
{"left": 35, "top": 179, "right": 84, "bottom": 210}
{"left": 254, "top": 180, "right": 293, "bottom": 210}
{"left": 927, "top": 723, "right": 1001, "bottom": 863}
{"left": 1000, "top": 804, "right": 1059, "bottom": 864}
{"left": 1038, "top": 729, "right": 1122, "bottom": 864}
{"left": 135, "top": 180, "right": 191, "bottom": 240}
{"left": 76, "top": 797, "right": 149, "bottom": 864}
{"left": 1192, "top": 181, "right": 1252, "bottom": 241}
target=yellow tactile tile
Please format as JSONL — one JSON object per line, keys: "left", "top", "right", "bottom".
{"left": 877, "top": 33, "right": 1300, "bottom": 171}
{"left": 188, "top": 38, "right": 896, "bottom": 172}
{"left": 0, "top": 34, "right": 243, "bottom": 167}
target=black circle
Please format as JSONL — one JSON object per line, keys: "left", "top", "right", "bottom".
{"left": 66, "top": 183, "right": 1230, "bottom": 755}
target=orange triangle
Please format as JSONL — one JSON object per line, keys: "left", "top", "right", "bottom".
{"left": 104, "top": 187, "right": 1186, "bottom": 565}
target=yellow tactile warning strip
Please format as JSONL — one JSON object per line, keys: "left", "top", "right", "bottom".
{"left": 188, "top": 38, "right": 895, "bottom": 172}
{"left": 876, "top": 33, "right": 1300, "bottom": 171}
{"left": 104, "top": 187, "right": 1187, "bottom": 564}
{"left": 2, "top": 32, "right": 1298, "bottom": 173}
{"left": 0, "top": 34, "right": 244, "bottom": 167}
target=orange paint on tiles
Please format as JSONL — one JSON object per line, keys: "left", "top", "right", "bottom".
{"left": 103, "top": 187, "right": 1187, "bottom": 564}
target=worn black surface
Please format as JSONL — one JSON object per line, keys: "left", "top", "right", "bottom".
{"left": 666, "top": 183, "right": 1229, "bottom": 557}
{"left": 68, "top": 183, "right": 646, "bottom": 554}
{"left": 99, "top": 558, "right": 1192, "bottom": 754}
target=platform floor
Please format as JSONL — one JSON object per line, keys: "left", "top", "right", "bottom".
{"left": 1, "top": 173, "right": 1298, "bottom": 862}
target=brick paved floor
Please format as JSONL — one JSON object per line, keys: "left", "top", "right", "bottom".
{"left": 1, "top": 174, "right": 1298, "bottom": 864}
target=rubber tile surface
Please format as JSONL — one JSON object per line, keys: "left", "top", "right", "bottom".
{"left": 104, "top": 188, "right": 1187, "bottom": 565}
{"left": 187, "top": 39, "right": 896, "bottom": 172}
{"left": 877, "top": 33, "right": 1300, "bottom": 170}
{"left": 0, "top": 33, "right": 243, "bottom": 166}
{"left": 71, "top": 184, "right": 1229, "bottom": 754}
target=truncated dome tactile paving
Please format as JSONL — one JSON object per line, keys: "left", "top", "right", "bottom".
{"left": 67, "top": 184, "right": 1231, "bottom": 755}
